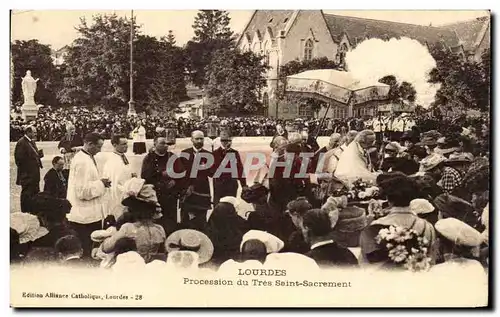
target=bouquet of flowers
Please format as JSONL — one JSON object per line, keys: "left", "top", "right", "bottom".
{"left": 328, "top": 178, "right": 380, "bottom": 202}
{"left": 346, "top": 178, "right": 380, "bottom": 201}
{"left": 375, "top": 225, "right": 431, "bottom": 272}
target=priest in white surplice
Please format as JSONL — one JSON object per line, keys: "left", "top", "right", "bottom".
{"left": 67, "top": 132, "right": 111, "bottom": 258}
{"left": 102, "top": 134, "right": 136, "bottom": 221}
{"left": 334, "top": 130, "right": 378, "bottom": 185}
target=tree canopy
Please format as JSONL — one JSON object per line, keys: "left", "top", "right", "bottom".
{"left": 57, "top": 14, "right": 187, "bottom": 112}
{"left": 428, "top": 47, "right": 490, "bottom": 113}
{"left": 378, "top": 75, "right": 417, "bottom": 103}
{"left": 184, "top": 10, "right": 234, "bottom": 88}
{"left": 204, "top": 48, "right": 269, "bottom": 115}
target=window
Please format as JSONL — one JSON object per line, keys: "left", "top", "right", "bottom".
{"left": 262, "top": 93, "right": 269, "bottom": 116}
{"left": 268, "top": 18, "right": 274, "bottom": 23}
{"left": 283, "top": 18, "right": 289, "bottom": 23}
{"left": 299, "top": 104, "right": 313, "bottom": 117}
{"left": 264, "top": 52, "right": 270, "bottom": 66}
{"left": 304, "top": 39, "right": 313, "bottom": 61}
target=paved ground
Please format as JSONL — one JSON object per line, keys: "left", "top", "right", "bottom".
{"left": 10, "top": 137, "right": 330, "bottom": 217}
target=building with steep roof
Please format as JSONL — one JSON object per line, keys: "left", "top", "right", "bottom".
{"left": 237, "top": 10, "right": 490, "bottom": 119}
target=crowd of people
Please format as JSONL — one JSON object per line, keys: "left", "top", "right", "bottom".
{"left": 11, "top": 110, "right": 490, "bottom": 278}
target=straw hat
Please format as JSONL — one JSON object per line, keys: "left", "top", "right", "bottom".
{"left": 409, "top": 198, "right": 435, "bottom": 215}
{"left": 420, "top": 154, "right": 446, "bottom": 172}
{"left": 435, "top": 218, "right": 483, "bottom": 247}
{"left": 166, "top": 229, "right": 214, "bottom": 264}
{"left": 10, "top": 212, "right": 49, "bottom": 244}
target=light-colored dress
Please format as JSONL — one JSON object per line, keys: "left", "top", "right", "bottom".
{"left": 120, "top": 222, "right": 166, "bottom": 263}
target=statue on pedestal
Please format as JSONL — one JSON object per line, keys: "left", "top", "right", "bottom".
{"left": 21, "top": 70, "right": 40, "bottom": 121}
{"left": 22, "top": 70, "right": 39, "bottom": 105}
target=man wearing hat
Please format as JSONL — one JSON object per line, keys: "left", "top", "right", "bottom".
{"left": 180, "top": 130, "right": 214, "bottom": 228}
{"left": 418, "top": 153, "right": 446, "bottom": 182}
{"left": 212, "top": 131, "right": 247, "bottom": 205}
{"left": 420, "top": 130, "right": 441, "bottom": 158}
{"left": 439, "top": 153, "right": 472, "bottom": 194}
{"left": 14, "top": 125, "right": 44, "bottom": 213}
{"left": 432, "top": 218, "right": 485, "bottom": 272}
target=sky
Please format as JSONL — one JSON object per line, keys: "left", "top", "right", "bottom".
{"left": 10, "top": 10, "right": 490, "bottom": 50}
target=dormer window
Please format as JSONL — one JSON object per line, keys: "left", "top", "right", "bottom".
{"left": 268, "top": 18, "right": 273, "bottom": 23}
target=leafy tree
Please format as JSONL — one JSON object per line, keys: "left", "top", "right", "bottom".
{"left": 276, "top": 57, "right": 341, "bottom": 118}
{"left": 11, "top": 39, "right": 61, "bottom": 107}
{"left": 166, "top": 30, "right": 176, "bottom": 45}
{"left": 146, "top": 32, "right": 188, "bottom": 115}
{"left": 58, "top": 14, "right": 135, "bottom": 109}
{"left": 59, "top": 14, "right": 187, "bottom": 112}
{"left": 184, "top": 10, "right": 234, "bottom": 87}
{"left": 204, "top": 48, "right": 268, "bottom": 115}
{"left": 428, "top": 47, "right": 489, "bottom": 113}
{"left": 378, "top": 75, "right": 416, "bottom": 103}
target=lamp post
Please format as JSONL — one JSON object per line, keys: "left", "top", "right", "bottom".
{"left": 165, "top": 120, "right": 177, "bottom": 146}
{"left": 206, "top": 116, "right": 220, "bottom": 152}
{"left": 127, "top": 9, "right": 137, "bottom": 117}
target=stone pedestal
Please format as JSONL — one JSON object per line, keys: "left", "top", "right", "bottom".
{"left": 127, "top": 100, "right": 137, "bottom": 116}
{"left": 21, "top": 103, "right": 39, "bottom": 122}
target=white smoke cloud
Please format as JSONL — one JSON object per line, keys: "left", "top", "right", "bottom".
{"left": 345, "top": 37, "right": 441, "bottom": 108}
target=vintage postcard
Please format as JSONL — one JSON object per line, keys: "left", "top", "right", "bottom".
{"left": 9, "top": 9, "right": 490, "bottom": 307}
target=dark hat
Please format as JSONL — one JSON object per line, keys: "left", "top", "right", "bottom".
{"left": 401, "top": 131, "right": 418, "bottom": 142}
{"left": 444, "top": 153, "right": 473, "bottom": 165}
{"left": 33, "top": 193, "right": 72, "bottom": 221}
{"left": 332, "top": 206, "right": 368, "bottom": 248}
{"left": 421, "top": 130, "right": 441, "bottom": 146}
{"left": 462, "top": 158, "right": 489, "bottom": 193}
{"left": 241, "top": 183, "right": 269, "bottom": 204}
{"left": 377, "top": 172, "right": 418, "bottom": 200}
{"left": 286, "top": 197, "right": 312, "bottom": 215}
{"left": 182, "top": 191, "right": 212, "bottom": 211}
{"left": 433, "top": 194, "right": 478, "bottom": 227}
{"left": 303, "top": 209, "right": 332, "bottom": 237}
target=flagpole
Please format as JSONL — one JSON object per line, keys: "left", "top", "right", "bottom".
{"left": 127, "top": 9, "right": 137, "bottom": 116}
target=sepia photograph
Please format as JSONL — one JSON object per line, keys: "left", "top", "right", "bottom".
{"left": 8, "top": 8, "right": 491, "bottom": 308}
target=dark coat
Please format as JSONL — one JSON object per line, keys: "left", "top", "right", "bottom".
{"left": 180, "top": 147, "right": 214, "bottom": 195}
{"left": 305, "top": 241, "right": 359, "bottom": 268}
{"left": 43, "top": 168, "right": 69, "bottom": 199}
{"left": 15, "top": 136, "right": 43, "bottom": 186}
{"left": 141, "top": 151, "right": 185, "bottom": 197}
{"left": 57, "top": 134, "right": 84, "bottom": 152}
{"left": 212, "top": 147, "right": 246, "bottom": 187}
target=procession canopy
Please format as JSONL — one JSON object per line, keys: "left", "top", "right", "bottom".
{"left": 285, "top": 69, "right": 390, "bottom": 105}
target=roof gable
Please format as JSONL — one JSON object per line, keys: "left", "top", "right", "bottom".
{"left": 437, "top": 16, "right": 490, "bottom": 52}
{"left": 323, "top": 13, "right": 460, "bottom": 48}
{"left": 238, "top": 10, "right": 295, "bottom": 45}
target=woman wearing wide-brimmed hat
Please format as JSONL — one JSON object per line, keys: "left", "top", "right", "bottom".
{"left": 165, "top": 229, "right": 214, "bottom": 269}
{"left": 101, "top": 178, "right": 166, "bottom": 263}
{"left": 10, "top": 212, "right": 50, "bottom": 263}
{"left": 431, "top": 218, "right": 486, "bottom": 275}
{"left": 360, "top": 172, "right": 437, "bottom": 265}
